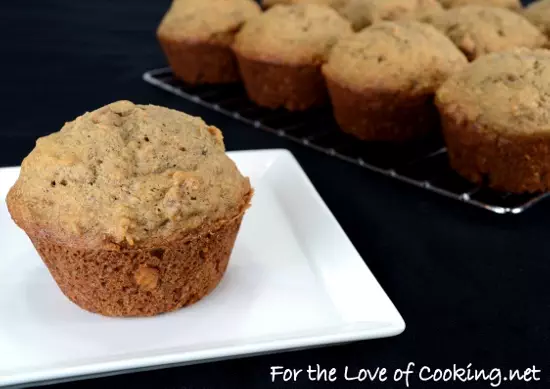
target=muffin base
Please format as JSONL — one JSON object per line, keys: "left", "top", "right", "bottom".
{"left": 235, "top": 53, "right": 328, "bottom": 111}
{"left": 325, "top": 77, "right": 438, "bottom": 141}
{"left": 159, "top": 37, "right": 241, "bottom": 85}
{"left": 28, "top": 216, "right": 244, "bottom": 317}
{"left": 439, "top": 106, "right": 550, "bottom": 193}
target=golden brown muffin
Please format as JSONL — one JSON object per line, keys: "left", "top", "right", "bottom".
{"left": 438, "top": 0, "right": 521, "bottom": 10}
{"left": 322, "top": 21, "right": 467, "bottom": 141}
{"left": 233, "top": 4, "right": 352, "bottom": 111}
{"left": 262, "top": 0, "right": 442, "bottom": 31}
{"left": 262, "top": 0, "right": 347, "bottom": 9}
{"left": 436, "top": 49, "right": 550, "bottom": 193}
{"left": 524, "top": 0, "right": 550, "bottom": 36}
{"left": 338, "top": 0, "right": 443, "bottom": 31}
{"left": 423, "top": 6, "right": 547, "bottom": 60}
{"left": 6, "top": 101, "right": 253, "bottom": 316}
{"left": 157, "top": 0, "right": 261, "bottom": 84}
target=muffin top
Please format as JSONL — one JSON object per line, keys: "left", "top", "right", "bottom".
{"left": 233, "top": 4, "right": 353, "bottom": 65}
{"left": 424, "top": 6, "right": 547, "bottom": 60}
{"left": 438, "top": 0, "right": 521, "bottom": 10}
{"left": 524, "top": 0, "right": 550, "bottom": 35}
{"left": 436, "top": 49, "right": 550, "bottom": 134}
{"left": 322, "top": 21, "right": 467, "bottom": 94}
{"left": 7, "top": 101, "right": 252, "bottom": 248}
{"left": 157, "top": 0, "right": 261, "bottom": 44}
{"left": 262, "top": 0, "right": 348, "bottom": 9}
{"left": 338, "top": 0, "right": 443, "bottom": 31}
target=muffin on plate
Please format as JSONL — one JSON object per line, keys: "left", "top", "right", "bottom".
{"left": 436, "top": 49, "right": 550, "bottom": 193}
{"left": 322, "top": 21, "right": 467, "bottom": 141}
{"left": 524, "top": 0, "right": 550, "bottom": 36}
{"left": 6, "top": 101, "right": 253, "bottom": 317}
{"left": 233, "top": 4, "right": 352, "bottom": 111}
{"left": 438, "top": 0, "right": 521, "bottom": 10}
{"left": 422, "top": 6, "right": 547, "bottom": 61}
{"left": 157, "top": 0, "right": 261, "bottom": 84}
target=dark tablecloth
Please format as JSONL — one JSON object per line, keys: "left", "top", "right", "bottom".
{"left": 1, "top": 1, "right": 549, "bottom": 388}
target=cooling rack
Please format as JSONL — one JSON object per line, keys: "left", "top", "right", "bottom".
{"left": 144, "top": 67, "right": 549, "bottom": 214}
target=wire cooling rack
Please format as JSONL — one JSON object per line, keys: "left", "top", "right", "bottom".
{"left": 143, "top": 67, "right": 549, "bottom": 214}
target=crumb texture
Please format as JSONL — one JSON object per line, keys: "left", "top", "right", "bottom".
{"left": 323, "top": 21, "right": 467, "bottom": 93}
{"left": 8, "top": 101, "right": 251, "bottom": 248}
{"left": 424, "top": 6, "right": 546, "bottom": 60}
{"left": 233, "top": 4, "right": 352, "bottom": 65}
{"left": 436, "top": 49, "right": 550, "bottom": 134}
{"left": 157, "top": 0, "right": 260, "bottom": 43}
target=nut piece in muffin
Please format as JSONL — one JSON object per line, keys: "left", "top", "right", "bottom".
{"left": 6, "top": 101, "right": 253, "bottom": 317}
{"left": 423, "top": 6, "right": 547, "bottom": 61}
{"left": 233, "top": 4, "right": 352, "bottom": 111}
{"left": 338, "top": 0, "right": 443, "bottom": 31}
{"left": 436, "top": 49, "right": 550, "bottom": 193}
{"left": 438, "top": 0, "right": 521, "bottom": 10}
{"left": 524, "top": 0, "right": 550, "bottom": 36}
{"left": 157, "top": 0, "right": 260, "bottom": 84}
{"left": 322, "top": 21, "right": 467, "bottom": 141}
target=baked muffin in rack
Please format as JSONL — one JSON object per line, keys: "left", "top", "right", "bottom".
{"left": 157, "top": 0, "right": 261, "bottom": 84}
{"left": 233, "top": 4, "right": 352, "bottom": 111}
{"left": 423, "top": 6, "right": 546, "bottom": 61}
{"left": 323, "top": 21, "right": 467, "bottom": 141}
{"left": 436, "top": 49, "right": 550, "bottom": 193}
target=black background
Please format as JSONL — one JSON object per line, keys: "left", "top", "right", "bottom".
{"left": 1, "top": 1, "right": 549, "bottom": 388}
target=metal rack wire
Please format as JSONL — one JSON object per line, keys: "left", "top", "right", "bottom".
{"left": 143, "top": 67, "right": 549, "bottom": 214}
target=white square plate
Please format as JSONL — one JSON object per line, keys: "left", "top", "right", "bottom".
{"left": 0, "top": 149, "right": 405, "bottom": 388}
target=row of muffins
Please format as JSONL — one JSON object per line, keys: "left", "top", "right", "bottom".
{"left": 265, "top": 0, "right": 550, "bottom": 33}
{"left": 263, "top": 0, "right": 523, "bottom": 31}
{"left": 264, "top": 0, "right": 523, "bottom": 12}
{"left": 157, "top": 0, "right": 550, "bottom": 194}
{"left": 156, "top": 0, "right": 549, "bottom": 87}
{"left": 156, "top": 0, "right": 548, "bottom": 117}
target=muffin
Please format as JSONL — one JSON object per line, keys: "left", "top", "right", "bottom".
{"left": 524, "top": 0, "right": 550, "bottom": 36}
{"left": 157, "top": 0, "right": 261, "bottom": 84}
{"left": 233, "top": 4, "right": 352, "bottom": 111}
{"left": 6, "top": 101, "right": 253, "bottom": 316}
{"left": 262, "top": 0, "right": 347, "bottom": 9}
{"left": 322, "top": 21, "right": 467, "bottom": 141}
{"left": 423, "top": 6, "right": 547, "bottom": 61}
{"left": 338, "top": 0, "right": 443, "bottom": 31}
{"left": 436, "top": 49, "right": 550, "bottom": 193}
{"left": 262, "top": 0, "right": 442, "bottom": 31}
{"left": 438, "top": 0, "right": 521, "bottom": 10}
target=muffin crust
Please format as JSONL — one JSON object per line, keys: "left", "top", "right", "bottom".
{"left": 438, "top": 0, "right": 521, "bottom": 10}
{"left": 233, "top": 4, "right": 352, "bottom": 110}
{"left": 436, "top": 49, "right": 550, "bottom": 192}
{"left": 7, "top": 101, "right": 251, "bottom": 248}
{"left": 157, "top": 0, "right": 261, "bottom": 84}
{"left": 424, "top": 6, "right": 547, "bottom": 60}
{"left": 323, "top": 21, "right": 467, "bottom": 140}
{"left": 524, "top": 0, "right": 550, "bottom": 36}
